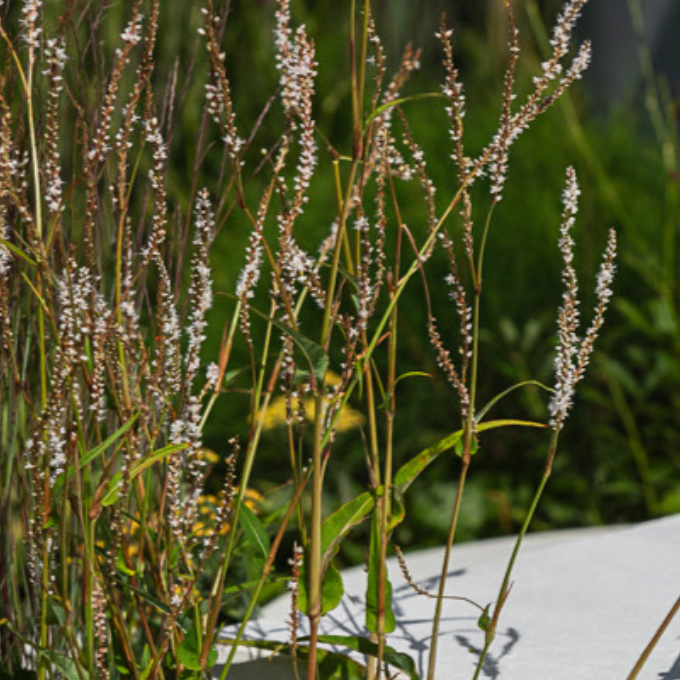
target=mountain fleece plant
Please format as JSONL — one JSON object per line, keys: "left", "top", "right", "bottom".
{"left": 7, "top": 0, "right": 672, "bottom": 679}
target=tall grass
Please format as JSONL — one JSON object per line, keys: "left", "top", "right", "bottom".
{"left": 0, "top": 1, "right": 650, "bottom": 679}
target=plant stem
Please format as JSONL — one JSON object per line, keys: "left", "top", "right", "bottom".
{"left": 427, "top": 200, "right": 494, "bottom": 680}
{"left": 199, "top": 298, "right": 278, "bottom": 668}
{"left": 375, "top": 169, "right": 405, "bottom": 678}
{"left": 219, "top": 473, "right": 309, "bottom": 679}
{"left": 426, "top": 458, "right": 469, "bottom": 680}
{"left": 625, "top": 590, "right": 680, "bottom": 680}
{"left": 306, "top": 117, "right": 361, "bottom": 680}
{"left": 471, "top": 430, "right": 559, "bottom": 680}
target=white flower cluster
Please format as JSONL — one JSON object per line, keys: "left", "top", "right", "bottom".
{"left": 141, "top": 118, "right": 169, "bottom": 260}
{"left": 144, "top": 118, "right": 168, "bottom": 190}
{"left": 57, "top": 265, "right": 93, "bottom": 365}
{"left": 565, "top": 41, "right": 592, "bottom": 83}
{"left": 21, "top": 0, "right": 42, "bottom": 51}
{"left": 88, "top": 295, "right": 111, "bottom": 421}
{"left": 185, "top": 189, "right": 215, "bottom": 384}
{"left": 43, "top": 37, "right": 67, "bottom": 73}
{"left": 169, "top": 394, "right": 206, "bottom": 536}
{"left": 354, "top": 215, "right": 376, "bottom": 331}
{"left": 155, "top": 262, "right": 182, "bottom": 396}
{"left": 282, "top": 241, "right": 317, "bottom": 286}
{"left": 274, "top": 0, "right": 319, "bottom": 215}
{"left": 205, "top": 362, "right": 220, "bottom": 387}
{"left": 47, "top": 402, "right": 67, "bottom": 483}
{"left": 549, "top": 169, "right": 617, "bottom": 430}
{"left": 120, "top": 13, "right": 143, "bottom": 46}
{"left": 43, "top": 38, "right": 67, "bottom": 215}
{"left": 549, "top": 0, "right": 588, "bottom": 67}
{"left": 0, "top": 211, "right": 11, "bottom": 279}
{"left": 236, "top": 229, "right": 263, "bottom": 301}
{"left": 199, "top": 7, "right": 244, "bottom": 165}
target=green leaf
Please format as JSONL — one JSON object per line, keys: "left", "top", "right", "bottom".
{"left": 39, "top": 651, "right": 91, "bottom": 680}
{"left": 298, "top": 560, "right": 345, "bottom": 616}
{"left": 211, "top": 638, "right": 365, "bottom": 679}
{"left": 314, "top": 635, "right": 420, "bottom": 680}
{"left": 454, "top": 435, "right": 479, "bottom": 458}
{"left": 178, "top": 625, "right": 218, "bottom": 671}
{"left": 477, "top": 604, "right": 492, "bottom": 632}
{"left": 365, "top": 514, "right": 396, "bottom": 634}
{"left": 1, "top": 618, "right": 90, "bottom": 680}
{"left": 80, "top": 413, "right": 140, "bottom": 470}
{"left": 46, "top": 598, "right": 66, "bottom": 627}
{"left": 394, "top": 419, "right": 547, "bottom": 492}
{"left": 382, "top": 371, "right": 431, "bottom": 409}
{"left": 478, "top": 418, "right": 547, "bottom": 432}
{"left": 222, "top": 365, "right": 250, "bottom": 387}
{"left": 117, "top": 582, "right": 170, "bottom": 615}
{"left": 389, "top": 489, "right": 406, "bottom": 531}
{"left": 222, "top": 296, "right": 328, "bottom": 387}
{"left": 476, "top": 380, "right": 553, "bottom": 422}
{"left": 116, "top": 551, "right": 135, "bottom": 576}
{"left": 52, "top": 413, "right": 140, "bottom": 496}
{"left": 317, "top": 649, "right": 365, "bottom": 680}
{"left": 364, "top": 92, "right": 445, "bottom": 130}
{"left": 114, "top": 662, "right": 131, "bottom": 676}
{"left": 101, "top": 444, "right": 187, "bottom": 507}
{"left": 129, "top": 443, "right": 188, "bottom": 478}
{"left": 394, "top": 430, "right": 463, "bottom": 492}
{"left": 102, "top": 472, "right": 123, "bottom": 507}
{"left": 138, "top": 645, "right": 153, "bottom": 680}
{"left": 238, "top": 503, "right": 270, "bottom": 559}
{"left": 0, "top": 237, "right": 37, "bottom": 266}
{"left": 321, "top": 491, "right": 376, "bottom": 570}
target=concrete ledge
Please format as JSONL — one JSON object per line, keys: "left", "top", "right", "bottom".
{"left": 216, "top": 516, "right": 680, "bottom": 679}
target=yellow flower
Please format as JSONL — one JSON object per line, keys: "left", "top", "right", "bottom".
{"left": 201, "top": 448, "right": 220, "bottom": 464}
{"left": 260, "top": 371, "right": 364, "bottom": 432}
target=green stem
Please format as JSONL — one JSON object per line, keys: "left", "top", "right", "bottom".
{"left": 427, "top": 197, "right": 492, "bottom": 679}
{"left": 306, "top": 143, "right": 360, "bottom": 679}
{"left": 86, "top": 520, "right": 96, "bottom": 678}
{"left": 426, "top": 459, "right": 469, "bottom": 680}
{"left": 219, "top": 474, "right": 309, "bottom": 679}
{"left": 198, "top": 301, "right": 277, "bottom": 668}
{"left": 471, "top": 430, "right": 559, "bottom": 680}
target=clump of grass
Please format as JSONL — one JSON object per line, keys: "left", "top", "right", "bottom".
{"left": 5, "top": 1, "right": 667, "bottom": 680}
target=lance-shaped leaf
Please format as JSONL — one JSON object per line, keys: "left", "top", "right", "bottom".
{"left": 219, "top": 294, "right": 328, "bottom": 387}
{"left": 239, "top": 502, "right": 270, "bottom": 560}
{"left": 52, "top": 413, "right": 140, "bottom": 497}
{"left": 313, "top": 635, "right": 420, "bottom": 680}
{"left": 321, "top": 491, "right": 377, "bottom": 573}
{"left": 364, "top": 92, "right": 445, "bottom": 130}
{"left": 100, "top": 443, "right": 187, "bottom": 507}
{"left": 394, "top": 419, "right": 547, "bottom": 492}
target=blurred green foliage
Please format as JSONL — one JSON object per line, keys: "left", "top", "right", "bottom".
{"left": 91, "top": 0, "right": 679, "bottom": 557}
